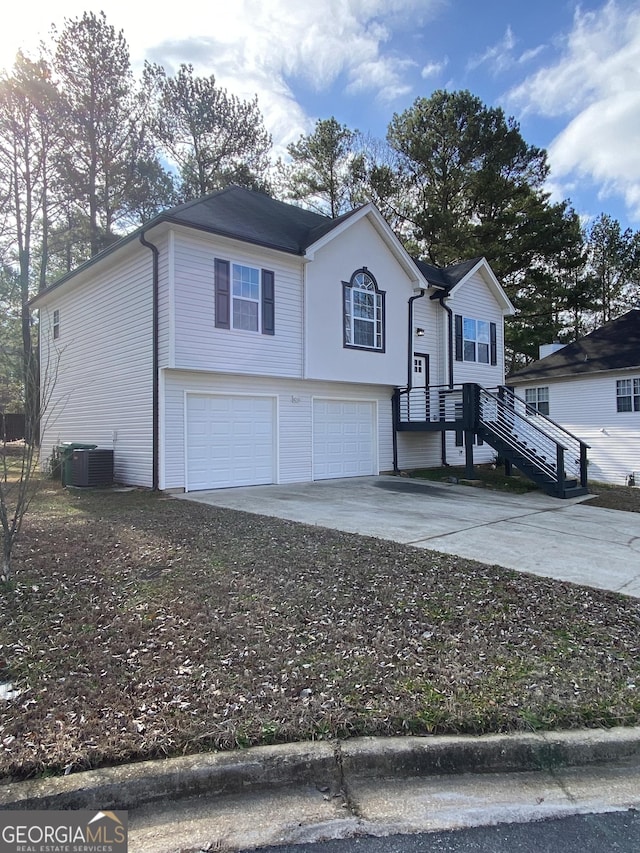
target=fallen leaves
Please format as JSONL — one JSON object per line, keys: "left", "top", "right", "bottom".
{"left": 0, "top": 484, "right": 639, "bottom": 782}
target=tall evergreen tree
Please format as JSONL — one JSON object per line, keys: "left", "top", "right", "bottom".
{"left": 0, "top": 52, "right": 61, "bottom": 427}
{"left": 387, "top": 90, "right": 549, "bottom": 265}
{"left": 145, "top": 63, "right": 272, "bottom": 200}
{"left": 278, "top": 117, "right": 359, "bottom": 217}
{"left": 386, "top": 90, "right": 585, "bottom": 365}
{"left": 0, "top": 266, "right": 23, "bottom": 412}
{"left": 51, "top": 12, "right": 169, "bottom": 256}
{"left": 583, "top": 213, "right": 640, "bottom": 326}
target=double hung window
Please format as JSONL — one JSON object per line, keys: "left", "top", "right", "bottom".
{"left": 214, "top": 258, "right": 275, "bottom": 336}
{"left": 232, "top": 264, "right": 260, "bottom": 332}
{"left": 454, "top": 315, "right": 497, "bottom": 365}
{"left": 616, "top": 378, "right": 640, "bottom": 412}
{"left": 525, "top": 386, "right": 550, "bottom": 416}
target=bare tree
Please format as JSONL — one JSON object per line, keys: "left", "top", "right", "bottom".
{"left": 1, "top": 341, "right": 60, "bottom": 582}
{"left": 0, "top": 52, "right": 60, "bottom": 433}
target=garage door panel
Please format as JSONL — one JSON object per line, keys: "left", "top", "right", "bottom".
{"left": 313, "top": 399, "right": 376, "bottom": 480}
{"left": 186, "top": 395, "right": 275, "bottom": 490}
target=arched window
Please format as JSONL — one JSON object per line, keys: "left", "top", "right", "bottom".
{"left": 343, "top": 269, "right": 385, "bottom": 351}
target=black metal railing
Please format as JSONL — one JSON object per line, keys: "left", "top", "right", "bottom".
{"left": 477, "top": 385, "right": 588, "bottom": 487}
{"left": 393, "top": 382, "right": 589, "bottom": 492}
{"left": 394, "top": 384, "right": 463, "bottom": 425}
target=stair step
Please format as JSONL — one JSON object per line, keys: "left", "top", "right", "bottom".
{"left": 560, "top": 486, "right": 589, "bottom": 499}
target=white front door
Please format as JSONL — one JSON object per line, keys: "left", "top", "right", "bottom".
{"left": 186, "top": 394, "right": 275, "bottom": 490}
{"left": 412, "top": 354, "right": 428, "bottom": 389}
{"left": 408, "top": 353, "right": 430, "bottom": 421}
{"left": 312, "top": 399, "right": 377, "bottom": 480}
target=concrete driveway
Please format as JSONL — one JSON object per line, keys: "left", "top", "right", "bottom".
{"left": 178, "top": 476, "right": 640, "bottom": 598}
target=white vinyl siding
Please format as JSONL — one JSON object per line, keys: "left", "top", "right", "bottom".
{"left": 162, "top": 370, "right": 395, "bottom": 490}
{"left": 512, "top": 373, "right": 640, "bottom": 485}
{"left": 156, "top": 231, "right": 172, "bottom": 368}
{"left": 412, "top": 296, "right": 444, "bottom": 386}
{"left": 305, "top": 215, "right": 414, "bottom": 386}
{"left": 449, "top": 269, "right": 505, "bottom": 388}
{"left": 395, "top": 432, "right": 443, "bottom": 471}
{"left": 446, "top": 269, "right": 506, "bottom": 466}
{"left": 172, "top": 230, "right": 303, "bottom": 377}
{"left": 39, "top": 247, "right": 154, "bottom": 487}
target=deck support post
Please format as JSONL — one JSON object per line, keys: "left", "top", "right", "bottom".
{"left": 462, "top": 383, "right": 479, "bottom": 479}
{"left": 464, "top": 431, "right": 475, "bottom": 479}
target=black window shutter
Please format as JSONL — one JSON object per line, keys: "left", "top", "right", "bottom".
{"left": 214, "top": 258, "right": 230, "bottom": 329}
{"left": 262, "top": 269, "right": 275, "bottom": 335}
{"left": 454, "top": 314, "right": 463, "bottom": 361}
{"left": 490, "top": 322, "right": 497, "bottom": 365}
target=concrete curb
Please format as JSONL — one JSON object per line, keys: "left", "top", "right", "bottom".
{"left": 2, "top": 727, "right": 640, "bottom": 811}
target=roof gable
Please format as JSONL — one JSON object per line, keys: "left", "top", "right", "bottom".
{"left": 32, "top": 187, "right": 505, "bottom": 308}
{"left": 422, "top": 256, "right": 515, "bottom": 315}
{"left": 304, "top": 203, "right": 424, "bottom": 287}
{"left": 508, "top": 309, "right": 640, "bottom": 383}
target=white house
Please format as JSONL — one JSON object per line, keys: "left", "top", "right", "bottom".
{"left": 508, "top": 309, "right": 640, "bottom": 486}
{"left": 32, "top": 186, "right": 518, "bottom": 492}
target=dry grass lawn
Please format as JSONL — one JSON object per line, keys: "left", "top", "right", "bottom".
{"left": 1, "top": 478, "right": 639, "bottom": 782}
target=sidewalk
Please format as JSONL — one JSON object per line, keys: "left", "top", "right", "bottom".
{"left": 2, "top": 728, "right": 640, "bottom": 852}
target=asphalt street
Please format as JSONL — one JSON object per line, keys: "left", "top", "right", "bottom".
{"left": 246, "top": 810, "right": 640, "bottom": 853}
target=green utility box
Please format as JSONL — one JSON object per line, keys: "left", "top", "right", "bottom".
{"left": 57, "top": 442, "right": 97, "bottom": 486}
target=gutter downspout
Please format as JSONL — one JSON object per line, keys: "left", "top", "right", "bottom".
{"left": 436, "top": 293, "right": 454, "bottom": 466}
{"left": 436, "top": 293, "right": 454, "bottom": 389}
{"left": 393, "top": 289, "right": 426, "bottom": 474}
{"left": 139, "top": 233, "right": 160, "bottom": 492}
{"left": 407, "top": 290, "right": 426, "bottom": 387}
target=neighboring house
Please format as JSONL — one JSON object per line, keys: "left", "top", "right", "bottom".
{"left": 32, "top": 186, "right": 519, "bottom": 492}
{"left": 508, "top": 309, "right": 640, "bottom": 486}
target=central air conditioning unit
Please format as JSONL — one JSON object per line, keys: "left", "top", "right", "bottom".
{"left": 71, "top": 449, "right": 114, "bottom": 487}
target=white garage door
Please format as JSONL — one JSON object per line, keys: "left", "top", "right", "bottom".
{"left": 313, "top": 399, "right": 376, "bottom": 480}
{"left": 186, "top": 394, "right": 275, "bottom": 490}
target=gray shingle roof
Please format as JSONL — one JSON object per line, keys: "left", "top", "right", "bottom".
{"left": 165, "top": 185, "right": 337, "bottom": 254}
{"left": 508, "top": 309, "right": 640, "bottom": 383}
{"left": 413, "top": 257, "right": 484, "bottom": 292}
{"left": 32, "top": 186, "right": 485, "bottom": 303}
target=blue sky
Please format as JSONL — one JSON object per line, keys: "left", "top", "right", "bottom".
{"left": 2, "top": 0, "right": 639, "bottom": 230}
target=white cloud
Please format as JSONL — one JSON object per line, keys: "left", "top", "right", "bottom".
{"left": 508, "top": 1, "right": 640, "bottom": 223}
{"left": 421, "top": 57, "right": 448, "bottom": 78}
{"left": 518, "top": 45, "right": 544, "bottom": 64}
{"left": 0, "top": 0, "right": 435, "bottom": 155}
{"left": 468, "top": 25, "right": 516, "bottom": 75}
{"left": 467, "top": 25, "right": 546, "bottom": 77}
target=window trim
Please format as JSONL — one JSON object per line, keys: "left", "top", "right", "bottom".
{"left": 616, "top": 377, "right": 640, "bottom": 413}
{"left": 342, "top": 268, "right": 385, "bottom": 353}
{"left": 525, "top": 386, "right": 550, "bottom": 416}
{"left": 214, "top": 258, "right": 275, "bottom": 336}
{"left": 232, "top": 263, "right": 261, "bottom": 333}
{"left": 454, "top": 314, "right": 497, "bottom": 365}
